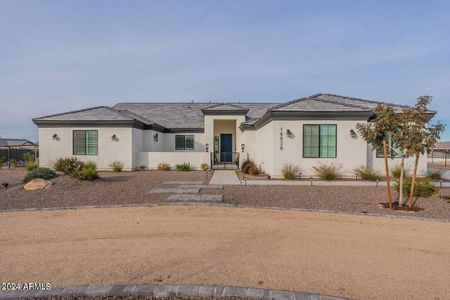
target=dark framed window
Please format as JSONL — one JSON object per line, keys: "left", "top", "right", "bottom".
{"left": 303, "top": 124, "right": 337, "bottom": 158}
{"left": 73, "top": 130, "right": 98, "bottom": 155}
{"left": 175, "top": 135, "right": 195, "bottom": 150}
{"left": 375, "top": 138, "right": 403, "bottom": 158}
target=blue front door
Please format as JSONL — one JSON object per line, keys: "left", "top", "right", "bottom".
{"left": 220, "top": 134, "right": 232, "bottom": 162}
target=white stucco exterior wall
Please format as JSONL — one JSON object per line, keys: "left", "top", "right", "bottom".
{"left": 38, "top": 127, "right": 134, "bottom": 171}
{"left": 251, "top": 120, "right": 367, "bottom": 178}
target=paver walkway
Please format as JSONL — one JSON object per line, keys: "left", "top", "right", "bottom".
{"left": 209, "top": 170, "right": 241, "bottom": 185}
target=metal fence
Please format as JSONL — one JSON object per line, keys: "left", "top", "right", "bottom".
{"left": 0, "top": 148, "right": 39, "bottom": 167}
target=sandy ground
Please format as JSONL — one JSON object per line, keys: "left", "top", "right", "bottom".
{"left": 0, "top": 205, "right": 449, "bottom": 300}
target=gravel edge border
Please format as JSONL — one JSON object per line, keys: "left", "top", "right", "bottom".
{"left": 0, "top": 202, "right": 448, "bottom": 223}
{"left": 0, "top": 284, "right": 348, "bottom": 300}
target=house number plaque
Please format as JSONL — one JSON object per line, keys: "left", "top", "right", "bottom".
{"left": 280, "top": 128, "right": 284, "bottom": 150}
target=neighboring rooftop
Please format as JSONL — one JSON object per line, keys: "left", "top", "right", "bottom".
{"left": 0, "top": 138, "right": 36, "bottom": 147}
{"left": 33, "top": 93, "right": 429, "bottom": 130}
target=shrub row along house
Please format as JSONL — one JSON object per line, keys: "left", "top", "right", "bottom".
{"left": 33, "top": 93, "right": 434, "bottom": 177}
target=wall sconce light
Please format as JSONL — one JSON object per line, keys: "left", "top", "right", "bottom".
{"left": 153, "top": 133, "right": 158, "bottom": 142}
{"left": 286, "top": 129, "right": 292, "bottom": 138}
{"left": 111, "top": 134, "right": 118, "bottom": 141}
{"left": 205, "top": 143, "right": 209, "bottom": 152}
{"left": 350, "top": 129, "right": 357, "bottom": 139}
{"left": 52, "top": 133, "right": 58, "bottom": 140}
{"left": 241, "top": 143, "right": 245, "bottom": 152}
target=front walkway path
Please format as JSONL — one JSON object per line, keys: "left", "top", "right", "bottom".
{"left": 209, "top": 170, "right": 241, "bottom": 185}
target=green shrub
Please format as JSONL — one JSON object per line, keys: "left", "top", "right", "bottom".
{"left": 395, "top": 177, "right": 438, "bottom": 198}
{"left": 10, "top": 159, "right": 17, "bottom": 169}
{"left": 313, "top": 163, "right": 340, "bottom": 181}
{"left": 354, "top": 166, "right": 380, "bottom": 181}
{"left": 23, "top": 167, "right": 57, "bottom": 183}
{"left": 200, "top": 163, "right": 209, "bottom": 172}
{"left": 428, "top": 169, "right": 442, "bottom": 180}
{"left": 0, "top": 156, "right": 7, "bottom": 167}
{"left": 241, "top": 159, "right": 258, "bottom": 175}
{"left": 26, "top": 162, "right": 39, "bottom": 172}
{"left": 139, "top": 165, "right": 147, "bottom": 171}
{"left": 54, "top": 157, "right": 85, "bottom": 175}
{"left": 71, "top": 161, "right": 98, "bottom": 181}
{"left": 391, "top": 164, "right": 408, "bottom": 179}
{"left": 110, "top": 161, "right": 123, "bottom": 172}
{"left": 281, "top": 164, "right": 300, "bottom": 180}
{"left": 22, "top": 152, "right": 35, "bottom": 163}
{"left": 175, "top": 162, "right": 192, "bottom": 171}
{"left": 157, "top": 162, "right": 171, "bottom": 171}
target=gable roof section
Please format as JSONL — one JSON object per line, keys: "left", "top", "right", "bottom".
{"left": 32, "top": 106, "right": 149, "bottom": 128}
{"left": 201, "top": 103, "right": 249, "bottom": 115}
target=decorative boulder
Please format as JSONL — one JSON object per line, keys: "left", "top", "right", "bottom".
{"left": 24, "top": 179, "right": 52, "bottom": 191}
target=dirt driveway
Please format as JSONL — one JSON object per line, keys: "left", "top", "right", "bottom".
{"left": 0, "top": 205, "right": 449, "bottom": 300}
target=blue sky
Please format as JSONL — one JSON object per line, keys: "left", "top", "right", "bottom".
{"left": 1, "top": 0, "right": 450, "bottom": 142}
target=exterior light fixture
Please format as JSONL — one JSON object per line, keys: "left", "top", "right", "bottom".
{"left": 205, "top": 143, "right": 209, "bottom": 152}
{"left": 52, "top": 133, "right": 58, "bottom": 140}
{"left": 241, "top": 143, "right": 245, "bottom": 152}
{"left": 350, "top": 129, "right": 357, "bottom": 138}
{"left": 286, "top": 129, "right": 293, "bottom": 138}
{"left": 112, "top": 134, "right": 118, "bottom": 141}
{"left": 153, "top": 133, "right": 158, "bottom": 142}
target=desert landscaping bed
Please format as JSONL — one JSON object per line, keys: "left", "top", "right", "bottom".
{"left": 0, "top": 169, "right": 209, "bottom": 210}
{"left": 1, "top": 169, "right": 449, "bottom": 220}
{"left": 218, "top": 185, "right": 450, "bottom": 220}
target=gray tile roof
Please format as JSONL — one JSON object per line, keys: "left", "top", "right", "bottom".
{"left": 34, "top": 106, "right": 135, "bottom": 121}
{"left": 34, "top": 94, "right": 424, "bottom": 129}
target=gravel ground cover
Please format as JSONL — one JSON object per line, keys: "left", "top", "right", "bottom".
{"left": 42, "top": 297, "right": 247, "bottom": 300}
{"left": 1, "top": 169, "right": 449, "bottom": 220}
{"left": 219, "top": 185, "right": 450, "bottom": 220}
{"left": 0, "top": 170, "right": 208, "bottom": 210}
{"left": 39, "top": 297, "right": 245, "bottom": 300}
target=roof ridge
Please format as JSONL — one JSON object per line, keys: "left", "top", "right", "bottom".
{"left": 311, "top": 95, "right": 372, "bottom": 110}
{"left": 32, "top": 106, "right": 110, "bottom": 120}
{"left": 317, "top": 93, "right": 410, "bottom": 108}
{"left": 269, "top": 95, "right": 313, "bottom": 111}
{"left": 114, "top": 102, "right": 280, "bottom": 105}
{"left": 108, "top": 107, "right": 154, "bottom": 124}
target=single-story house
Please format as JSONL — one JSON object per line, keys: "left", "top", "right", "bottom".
{"left": 33, "top": 93, "right": 432, "bottom": 177}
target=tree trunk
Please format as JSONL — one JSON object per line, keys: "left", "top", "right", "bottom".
{"left": 383, "top": 140, "right": 392, "bottom": 208}
{"left": 408, "top": 153, "right": 420, "bottom": 208}
{"left": 399, "top": 157, "right": 405, "bottom": 207}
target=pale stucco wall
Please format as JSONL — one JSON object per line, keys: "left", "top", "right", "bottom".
{"left": 136, "top": 152, "right": 210, "bottom": 170}
{"left": 38, "top": 127, "right": 133, "bottom": 171}
{"left": 257, "top": 120, "right": 367, "bottom": 178}
{"left": 370, "top": 147, "right": 428, "bottom": 176}
{"left": 254, "top": 122, "right": 274, "bottom": 175}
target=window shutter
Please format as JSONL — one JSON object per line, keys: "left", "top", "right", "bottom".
{"left": 73, "top": 131, "right": 86, "bottom": 155}
{"left": 175, "top": 135, "right": 185, "bottom": 150}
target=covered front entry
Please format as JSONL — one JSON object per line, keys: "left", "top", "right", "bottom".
{"left": 211, "top": 119, "right": 239, "bottom": 169}
{"left": 220, "top": 134, "right": 232, "bottom": 162}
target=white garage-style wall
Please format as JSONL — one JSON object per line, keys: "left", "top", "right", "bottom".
{"left": 38, "top": 127, "right": 134, "bottom": 171}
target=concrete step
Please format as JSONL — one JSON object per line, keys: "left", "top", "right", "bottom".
{"left": 150, "top": 188, "right": 200, "bottom": 194}
{"left": 178, "top": 184, "right": 223, "bottom": 189}
{"left": 162, "top": 181, "right": 204, "bottom": 185}
{"left": 167, "top": 194, "right": 223, "bottom": 202}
